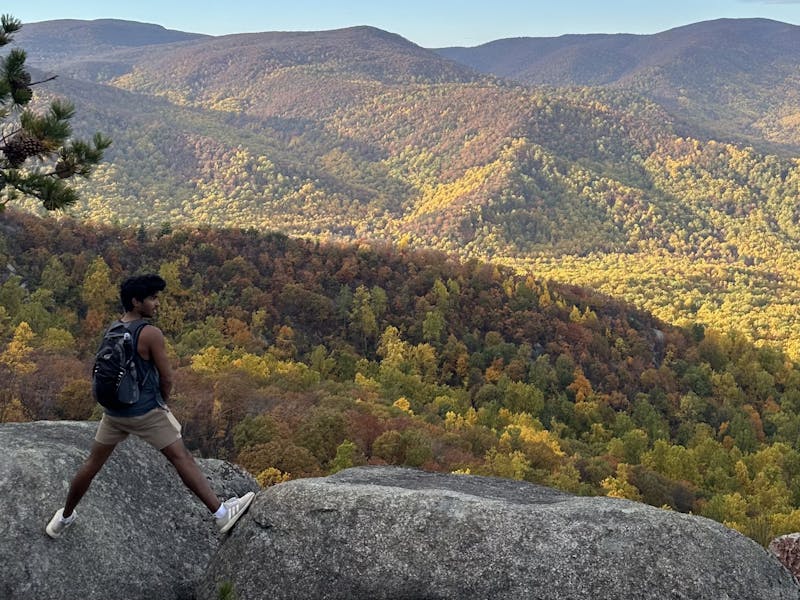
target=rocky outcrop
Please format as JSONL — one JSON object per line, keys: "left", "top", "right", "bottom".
{"left": 200, "top": 466, "right": 800, "bottom": 600}
{"left": 0, "top": 421, "right": 258, "bottom": 600}
{"left": 5, "top": 422, "right": 800, "bottom": 600}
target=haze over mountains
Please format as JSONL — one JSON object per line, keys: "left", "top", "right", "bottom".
{"left": 9, "top": 17, "right": 800, "bottom": 356}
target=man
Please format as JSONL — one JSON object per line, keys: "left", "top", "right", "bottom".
{"left": 46, "top": 274, "right": 254, "bottom": 538}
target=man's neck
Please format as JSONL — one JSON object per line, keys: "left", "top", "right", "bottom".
{"left": 121, "top": 311, "right": 145, "bottom": 322}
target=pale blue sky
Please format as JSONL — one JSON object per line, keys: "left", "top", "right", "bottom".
{"left": 8, "top": 0, "right": 800, "bottom": 47}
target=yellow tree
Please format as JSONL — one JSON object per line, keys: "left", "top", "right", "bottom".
{"left": 0, "top": 322, "right": 35, "bottom": 423}
{"left": 601, "top": 464, "right": 643, "bottom": 501}
{"left": 81, "top": 257, "right": 116, "bottom": 339}
{"left": 156, "top": 257, "right": 188, "bottom": 336}
{"left": 0, "top": 321, "right": 36, "bottom": 374}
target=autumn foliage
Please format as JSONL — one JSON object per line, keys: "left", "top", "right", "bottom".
{"left": 2, "top": 209, "right": 800, "bottom": 546}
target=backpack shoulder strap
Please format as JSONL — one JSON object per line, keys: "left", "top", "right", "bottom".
{"left": 95, "top": 320, "right": 123, "bottom": 352}
{"left": 105, "top": 319, "right": 125, "bottom": 334}
{"left": 124, "top": 319, "right": 153, "bottom": 388}
{"left": 128, "top": 319, "right": 149, "bottom": 344}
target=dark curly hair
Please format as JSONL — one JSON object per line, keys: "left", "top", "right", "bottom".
{"left": 120, "top": 274, "right": 166, "bottom": 311}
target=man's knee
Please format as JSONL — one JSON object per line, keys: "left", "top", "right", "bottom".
{"left": 161, "top": 439, "right": 190, "bottom": 463}
{"left": 85, "top": 442, "right": 115, "bottom": 469}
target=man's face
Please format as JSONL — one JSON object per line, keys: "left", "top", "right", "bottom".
{"left": 135, "top": 293, "right": 160, "bottom": 318}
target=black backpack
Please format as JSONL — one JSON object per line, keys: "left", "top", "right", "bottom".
{"left": 92, "top": 320, "right": 149, "bottom": 410}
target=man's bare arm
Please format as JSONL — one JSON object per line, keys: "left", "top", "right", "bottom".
{"left": 139, "top": 325, "right": 174, "bottom": 403}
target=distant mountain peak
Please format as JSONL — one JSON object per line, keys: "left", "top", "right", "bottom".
{"left": 15, "top": 18, "right": 209, "bottom": 56}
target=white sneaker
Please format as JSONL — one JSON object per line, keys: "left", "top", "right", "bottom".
{"left": 216, "top": 492, "right": 255, "bottom": 533}
{"left": 46, "top": 508, "right": 76, "bottom": 539}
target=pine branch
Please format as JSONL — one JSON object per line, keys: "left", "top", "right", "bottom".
{"left": 54, "top": 133, "right": 112, "bottom": 178}
{"left": 2, "top": 49, "right": 33, "bottom": 105}
{"left": 4, "top": 170, "right": 79, "bottom": 209}
{"left": 0, "top": 14, "right": 111, "bottom": 210}
{"left": 20, "top": 102, "right": 74, "bottom": 148}
{"left": 0, "top": 15, "right": 21, "bottom": 47}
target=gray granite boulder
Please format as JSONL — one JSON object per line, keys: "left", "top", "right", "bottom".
{"left": 199, "top": 466, "right": 800, "bottom": 600}
{"left": 6, "top": 421, "right": 798, "bottom": 600}
{"left": 0, "top": 420, "right": 258, "bottom": 600}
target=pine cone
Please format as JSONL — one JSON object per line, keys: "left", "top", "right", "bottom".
{"left": 3, "top": 132, "right": 47, "bottom": 167}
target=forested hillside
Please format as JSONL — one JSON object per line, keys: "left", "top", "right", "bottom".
{"left": 13, "top": 22, "right": 800, "bottom": 361}
{"left": 2, "top": 209, "right": 800, "bottom": 546}
{"left": 436, "top": 18, "right": 800, "bottom": 152}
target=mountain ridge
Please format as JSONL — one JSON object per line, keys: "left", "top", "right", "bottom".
{"left": 435, "top": 18, "right": 800, "bottom": 151}
{"left": 15, "top": 18, "right": 208, "bottom": 59}
{"left": 17, "top": 17, "right": 799, "bottom": 149}
{"left": 16, "top": 20, "right": 485, "bottom": 88}
{"left": 8, "top": 16, "right": 800, "bottom": 357}
{"left": 436, "top": 18, "right": 797, "bottom": 80}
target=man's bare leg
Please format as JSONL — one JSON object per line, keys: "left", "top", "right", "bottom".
{"left": 63, "top": 441, "right": 117, "bottom": 517}
{"left": 160, "top": 439, "right": 222, "bottom": 512}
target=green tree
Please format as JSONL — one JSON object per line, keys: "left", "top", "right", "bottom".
{"left": 16, "top": 288, "right": 56, "bottom": 333}
{"left": 422, "top": 309, "right": 446, "bottom": 344}
{"left": 295, "top": 409, "right": 348, "bottom": 465}
{"left": 39, "top": 256, "right": 71, "bottom": 303}
{"left": 349, "top": 285, "right": 378, "bottom": 352}
{"left": 329, "top": 439, "right": 366, "bottom": 473}
{"left": 232, "top": 414, "right": 280, "bottom": 452}
{"left": 0, "top": 275, "right": 24, "bottom": 319}
{"left": 0, "top": 15, "right": 110, "bottom": 210}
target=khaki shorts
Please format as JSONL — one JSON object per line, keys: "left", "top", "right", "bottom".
{"left": 95, "top": 408, "right": 182, "bottom": 450}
